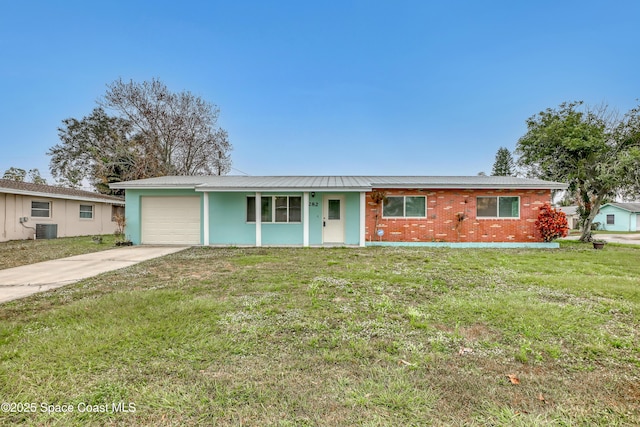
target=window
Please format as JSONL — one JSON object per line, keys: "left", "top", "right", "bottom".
{"left": 476, "top": 196, "right": 519, "bottom": 218}
{"left": 31, "top": 201, "right": 51, "bottom": 218}
{"left": 382, "top": 196, "right": 426, "bottom": 218}
{"left": 606, "top": 214, "right": 615, "bottom": 225}
{"left": 111, "top": 205, "right": 125, "bottom": 222}
{"left": 247, "top": 196, "right": 302, "bottom": 223}
{"left": 79, "top": 204, "right": 94, "bottom": 219}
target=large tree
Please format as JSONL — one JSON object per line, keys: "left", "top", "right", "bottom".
{"left": 491, "top": 147, "right": 515, "bottom": 176}
{"left": 49, "top": 78, "right": 231, "bottom": 194}
{"left": 516, "top": 101, "right": 640, "bottom": 242}
{"left": 49, "top": 107, "right": 148, "bottom": 194}
{"left": 101, "top": 78, "right": 231, "bottom": 176}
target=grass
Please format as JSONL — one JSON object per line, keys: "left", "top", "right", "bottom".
{"left": 0, "top": 235, "right": 118, "bottom": 270}
{"left": 0, "top": 242, "right": 638, "bottom": 425}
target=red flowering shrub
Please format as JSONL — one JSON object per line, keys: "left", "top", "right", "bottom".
{"left": 535, "top": 203, "right": 569, "bottom": 242}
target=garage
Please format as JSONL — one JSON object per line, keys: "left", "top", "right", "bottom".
{"left": 141, "top": 196, "right": 201, "bottom": 244}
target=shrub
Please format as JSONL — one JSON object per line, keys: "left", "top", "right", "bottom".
{"left": 535, "top": 203, "right": 569, "bottom": 242}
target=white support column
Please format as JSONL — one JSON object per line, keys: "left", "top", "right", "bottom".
{"left": 303, "top": 192, "right": 310, "bottom": 247}
{"left": 203, "top": 192, "right": 210, "bottom": 245}
{"left": 255, "top": 192, "right": 262, "bottom": 247}
{"left": 359, "top": 192, "right": 366, "bottom": 247}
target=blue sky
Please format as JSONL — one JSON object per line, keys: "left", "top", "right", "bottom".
{"left": 1, "top": 0, "right": 638, "bottom": 183}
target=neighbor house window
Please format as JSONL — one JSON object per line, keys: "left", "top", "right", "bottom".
{"left": 31, "top": 201, "right": 51, "bottom": 218}
{"left": 247, "top": 196, "right": 302, "bottom": 223}
{"left": 382, "top": 196, "right": 426, "bottom": 218}
{"left": 606, "top": 214, "right": 615, "bottom": 225}
{"left": 476, "top": 196, "right": 519, "bottom": 218}
{"left": 111, "top": 205, "right": 124, "bottom": 221}
{"left": 79, "top": 204, "right": 94, "bottom": 219}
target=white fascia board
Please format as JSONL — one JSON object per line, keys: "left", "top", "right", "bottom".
{"left": 194, "top": 186, "right": 371, "bottom": 193}
{"left": 109, "top": 184, "right": 196, "bottom": 190}
{"left": 371, "top": 184, "right": 568, "bottom": 190}
{"left": 0, "top": 188, "right": 124, "bottom": 205}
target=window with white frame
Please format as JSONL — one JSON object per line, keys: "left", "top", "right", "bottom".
{"left": 476, "top": 196, "right": 519, "bottom": 218}
{"left": 79, "top": 204, "right": 94, "bottom": 219}
{"left": 382, "top": 196, "right": 426, "bottom": 218}
{"left": 247, "top": 196, "right": 302, "bottom": 223}
{"left": 31, "top": 201, "right": 51, "bottom": 218}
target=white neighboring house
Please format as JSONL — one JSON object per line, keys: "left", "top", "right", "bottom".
{"left": 557, "top": 205, "right": 580, "bottom": 229}
{"left": 0, "top": 179, "right": 124, "bottom": 242}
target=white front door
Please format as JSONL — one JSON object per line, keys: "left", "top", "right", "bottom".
{"left": 323, "top": 195, "right": 345, "bottom": 243}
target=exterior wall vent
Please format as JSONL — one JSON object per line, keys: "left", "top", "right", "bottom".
{"left": 36, "top": 224, "right": 58, "bottom": 239}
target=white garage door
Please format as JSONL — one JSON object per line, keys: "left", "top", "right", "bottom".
{"left": 141, "top": 196, "right": 201, "bottom": 244}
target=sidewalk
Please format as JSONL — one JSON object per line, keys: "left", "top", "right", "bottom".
{"left": 561, "top": 233, "right": 640, "bottom": 244}
{"left": 0, "top": 246, "right": 188, "bottom": 304}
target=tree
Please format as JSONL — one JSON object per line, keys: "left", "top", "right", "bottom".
{"left": 101, "top": 78, "right": 231, "bottom": 176}
{"left": 2, "top": 167, "right": 47, "bottom": 184}
{"left": 516, "top": 101, "right": 640, "bottom": 242}
{"left": 3, "top": 167, "right": 26, "bottom": 181}
{"left": 491, "top": 147, "right": 515, "bottom": 176}
{"left": 27, "top": 169, "right": 47, "bottom": 185}
{"left": 49, "top": 107, "right": 147, "bottom": 194}
{"left": 49, "top": 78, "right": 232, "bottom": 194}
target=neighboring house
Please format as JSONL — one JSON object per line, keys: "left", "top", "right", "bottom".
{"left": 110, "top": 175, "right": 567, "bottom": 248}
{"left": 0, "top": 179, "right": 125, "bottom": 242}
{"left": 593, "top": 202, "right": 640, "bottom": 232}
{"left": 557, "top": 205, "right": 580, "bottom": 229}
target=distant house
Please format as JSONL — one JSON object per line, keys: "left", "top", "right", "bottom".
{"left": 0, "top": 179, "right": 124, "bottom": 242}
{"left": 110, "top": 175, "right": 568, "bottom": 248}
{"left": 558, "top": 206, "right": 580, "bottom": 229}
{"left": 593, "top": 203, "right": 640, "bottom": 232}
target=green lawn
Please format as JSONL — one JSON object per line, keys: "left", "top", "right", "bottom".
{"left": 0, "top": 235, "right": 118, "bottom": 270}
{"left": 0, "top": 243, "right": 638, "bottom": 426}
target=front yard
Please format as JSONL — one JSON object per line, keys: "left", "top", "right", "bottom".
{"left": 0, "top": 235, "right": 117, "bottom": 270}
{"left": 0, "top": 243, "right": 638, "bottom": 426}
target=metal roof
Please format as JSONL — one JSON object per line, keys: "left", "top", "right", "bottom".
{"left": 0, "top": 179, "right": 125, "bottom": 204}
{"left": 110, "top": 175, "right": 568, "bottom": 191}
{"left": 603, "top": 202, "right": 640, "bottom": 213}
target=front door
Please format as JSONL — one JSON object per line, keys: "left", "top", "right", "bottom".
{"left": 323, "top": 195, "right": 345, "bottom": 244}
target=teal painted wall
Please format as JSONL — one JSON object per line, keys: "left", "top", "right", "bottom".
{"left": 344, "top": 192, "right": 361, "bottom": 245}
{"left": 209, "top": 192, "right": 255, "bottom": 245}
{"left": 594, "top": 205, "right": 638, "bottom": 232}
{"left": 124, "top": 189, "right": 363, "bottom": 246}
{"left": 125, "top": 189, "right": 203, "bottom": 245}
{"left": 309, "top": 194, "right": 323, "bottom": 245}
{"left": 308, "top": 192, "right": 361, "bottom": 245}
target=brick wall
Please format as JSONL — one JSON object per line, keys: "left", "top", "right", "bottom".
{"left": 365, "top": 188, "right": 552, "bottom": 243}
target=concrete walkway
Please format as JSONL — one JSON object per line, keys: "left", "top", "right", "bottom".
{"left": 0, "top": 246, "right": 188, "bottom": 304}
{"left": 561, "top": 233, "right": 640, "bottom": 245}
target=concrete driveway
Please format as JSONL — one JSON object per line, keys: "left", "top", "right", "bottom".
{"left": 562, "top": 233, "right": 640, "bottom": 244}
{"left": 0, "top": 245, "right": 188, "bottom": 304}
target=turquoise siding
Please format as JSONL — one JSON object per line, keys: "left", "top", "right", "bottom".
{"left": 124, "top": 189, "right": 203, "bottom": 245}
{"left": 209, "top": 192, "right": 255, "bottom": 245}
{"left": 309, "top": 194, "right": 323, "bottom": 245}
{"left": 594, "top": 205, "right": 639, "bottom": 232}
{"left": 308, "top": 192, "right": 361, "bottom": 245}
{"left": 344, "top": 192, "right": 361, "bottom": 245}
{"left": 126, "top": 189, "right": 363, "bottom": 246}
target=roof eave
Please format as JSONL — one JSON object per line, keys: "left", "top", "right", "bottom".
{"left": 371, "top": 184, "right": 569, "bottom": 190}
{"left": 195, "top": 186, "right": 371, "bottom": 192}
{"left": 0, "top": 188, "right": 124, "bottom": 204}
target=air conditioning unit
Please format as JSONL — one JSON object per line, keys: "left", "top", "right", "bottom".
{"left": 36, "top": 224, "right": 58, "bottom": 239}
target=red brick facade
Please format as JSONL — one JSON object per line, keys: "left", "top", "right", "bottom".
{"left": 364, "top": 188, "right": 552, "bottom": 243}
